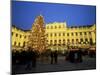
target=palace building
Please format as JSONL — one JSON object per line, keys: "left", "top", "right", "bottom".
{"left": 12, "top": 26, "right": 30, "bottom": 51}
{"left": 46, "top": 22, "right": 96, "bottom": 51}
{"left": 12, "top": 15, "right": 96, "bottom": 52}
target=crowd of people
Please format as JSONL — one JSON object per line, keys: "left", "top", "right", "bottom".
{"left": 50, "top": 50, "right": 58, "bottom": 64}
{"left": 12, "top": 48, "right": 95, "bottom": 70}
{"left": 12, "top": 47, "right": 37, "bottom": 69}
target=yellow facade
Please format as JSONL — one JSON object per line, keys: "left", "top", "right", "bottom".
{"left": 12, "top": 26, "right": 30, "bottom": 51}
{"left": 45, "top": 22, "right": 96, "bottom": 51}
{"left": 12, "top": 18, "right": 96, "bottom": 52}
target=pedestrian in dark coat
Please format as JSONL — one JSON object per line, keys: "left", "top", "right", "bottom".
{"left": 54, "top": 50, "right": 58, "bottom": 64}
{"left": 50, "top": 51, "right": 54, "bottom": 64}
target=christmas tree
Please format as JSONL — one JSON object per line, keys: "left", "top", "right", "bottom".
{"left": 28, "top": 15, "right": 47, "bottom": 53}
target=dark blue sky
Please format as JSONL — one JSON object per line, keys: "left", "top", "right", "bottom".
{"left": 12, "top": 1, "right": 96, "bottom": 30}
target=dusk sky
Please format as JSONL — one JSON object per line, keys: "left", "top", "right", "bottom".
{"left": 12, "top": 1, "right": 96, "bottom": 30}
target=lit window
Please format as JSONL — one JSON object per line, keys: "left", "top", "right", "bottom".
{"left": 14, "top": 42, "right": 16, "bottom": 46}
{"left": 47, "top": 40, "right": 48, "bottom": 42}
{"left": 59, "top": 25, "right": 61, "bottom": 28}
{"left": 55, "top": 26, "right": 57, "bottom": 29}
{"left": 89, "top": 32, "right": 91, "bottom": 35}
{"left": 84, "top": 32, "right": 87, "bottom": 35}
{"left": 80, "top": 32, "right": 82, "bottom": 35}
{"left": 20, "top": 35, "right": 22, "bottom": 38}
{"left": 54, "top": 40, "right": 57, "bottom": 43}
{"left": 67, "top": 39, "right": 70, "bottom": 42}
{"left": 55, "top": 33, "right": 57, "bottom": 36}
{"left": 72, "top": 39, "right": 74, "bottom": 42}
{"left": 50, "top": 33, "right": 52, "bottom": 37}
{"left": 12, "top": 32, "right": 13, "bottom": 35}
{"left": 71, "top": 33, "right": 73, "bottom": 36}
{"left": 76, "top": 32, "right": 78, "bottom": 36}
{"left": 76, "top": 39, "right": 79, "bottom": 44}
{"left": 16, "top": 33, "right": 18, "bottom": 37}
{"left": 76, "top": 39, "right": 78, "bottom": 42}
{"left": 50, "top": 40, "right": 53, "bottom": 44}
{"left": 63, "top": 33, "right": 65, "bottom": 36}
{"left": 85, "top": 38, "right": 88, "bottom": 41}
{"left": 59, "top": 39, "right": 61, "bottom": 43}
{"left": 23, "top": 42, "right": 25, "bottom": 47}
{"left": 47, "top": 26, "right": 49, "bottom": 29}
{"left": 24, "top": 36, "right": 26, "bottom": 38}
{"left": 67, "top": 33, "right": 69, "bottom": 36}
{"left": 80, "top": 38, "right": 83, "bottom": 42}
{"left": 59, "top": 33, "right": 61, "bottom": 36}
{"left": 19, "top": 43, "right": 20, "bottom": 46}
{"left": 63, "top": 39, "right": 65, "bottom": 44}
{"left": 51, "top": 26, "right": 53, "bottom": 29}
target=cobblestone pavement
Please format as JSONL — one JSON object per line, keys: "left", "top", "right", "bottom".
{"left": 12, "top": 56, "right": 96, "bottom": 74}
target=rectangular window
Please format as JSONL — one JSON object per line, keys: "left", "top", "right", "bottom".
{"left": 76, "top": 32, "right": 78, "bottom": 36}
{"left": 59, "top": 33, "right": 61, "bottom": 36}
{"left": 89, "top": 32, "right": 91, "bottom": 35}
{"left": 80, "top": 38, "right": 83, "bottom": 42}
{"left": 63, "top": 33, "right": 65, "bottom": 36}
{"left": 16, "top": 33, "right": 18, "bottom": 37}
{"left": 85, "top": 38, "right": 88, "bottom": 41}
{"left": 84, "top": 32, "right": 87, "bottom": 35}
{"left": 14, "top": 42, "right": 16, "bottom": 46}
{"left": 47, "top": 34, "right": 48, "bottom": 37}
{"left": 54, "top": 40, "right": 57, "bottom": 43}
{"left": 71, "top": 33, "right": 73, "bottom": 36}
{"left": 80, "top": 32, "right": 82, "bottom": 35}
{"left": 76, "top": 39, "right": 79, "bottom": 44}
{"left": 20, "top": 35, "right": 22, "bottom": 38}
{"left": 55, "top": 33, "right": 57, "bottom": 36}
{"left": 50, "top": 33, "right": 52, "bottom": 37}
{"left": 67, "top": 33, "right": 69, "bottom": 36}
{"left": 23, "top": 42, "right": 25, "bottom": 47}
{"left": 19, "top": 43, "right": 20, "bottom": 46}
{"left": 12, "top": 32, "right": 13, "bottom": 35}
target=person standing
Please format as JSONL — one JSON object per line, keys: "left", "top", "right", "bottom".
{"left": 32, "top": 50, "right": 37, "bottom": 67}
{"left": 54, "top": 50, "right": 58, "bottom": 64}
{"left": 50, "top": 51, "right": 54, "bottom": 64}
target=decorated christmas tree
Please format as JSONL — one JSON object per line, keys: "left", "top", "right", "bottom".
{"left": 28, "top": 15, "right": 47, "bottom": 53}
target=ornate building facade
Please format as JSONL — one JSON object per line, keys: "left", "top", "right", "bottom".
{"left": 12, "top": 15, "right": 96, "bottom": 52}
{"left": 46, "top": 22, "right": 96, "bottom": 51}
{"left": 12, "top": 26, "right": 30, "bottom": 51}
